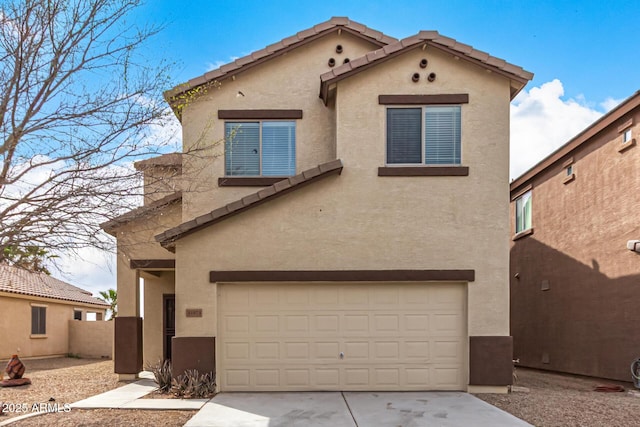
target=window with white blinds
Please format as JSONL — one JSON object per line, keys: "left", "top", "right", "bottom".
{"left": 225, "top": 121, "right": 296, "bottom": 176}
{"left": 387, "top": 106, "right": 461, "bottom": 165}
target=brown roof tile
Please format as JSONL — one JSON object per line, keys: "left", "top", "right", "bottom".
{"left": 0, "top": 265, "right": 110, "bottom": 307}
{"left": 100, "top": 191, "right": 182, "bottom": 235}
{"left": 320, "top": 31, "right": 534, "bottom": 104}
{"left": 164, "top": 17, "right": 397, "bottom": 116}
{"left": 156, "top": 160, "right": 344, "bottom": 250}
{"left": 134, "top": 153, "right": 182, "bottom": 170}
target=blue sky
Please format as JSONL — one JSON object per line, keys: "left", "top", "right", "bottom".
{"left": 59, "top": 0, "right": 640, "bottom": 296}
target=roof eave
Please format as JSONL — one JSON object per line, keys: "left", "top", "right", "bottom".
{"left": 156, "top": 160, "right": 344, "bottom": 249}
{"left": 165, "top": 18, "right": 397, "bottom": 120}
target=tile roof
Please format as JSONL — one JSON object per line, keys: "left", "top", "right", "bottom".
{"left": 101, "top": 191, "right": 182, "bottom": 235}
{"left": 510, "top": 90, "right": 640, "bottom": 192}
{"left": 156, "top": 159, "right": 344, "bottom": 251}
{"left": 320, "top": 31, "right": 534, "bottom": 103}
{"left": 163, "top": 17, "right": 397, "bottom": 114}
{"left": 134, "top": 153, "right": 182, "bottom": 170}
{"left": 0, "top": 264, "right": 109, "bottom": 307}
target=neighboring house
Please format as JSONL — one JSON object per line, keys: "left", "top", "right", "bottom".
{"left": 510, "top": 91, "right": 640, "bottom": 381}
{"left": 0, "top": 264, "right": 109, "bottom": 359}
{"left": 102, "top": 17, "right": 533, "bottom": 392}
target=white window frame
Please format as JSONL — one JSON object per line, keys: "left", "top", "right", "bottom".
{"left": 224, "top": 120, "right": 297, "bottom": 177}
{"left": 385, "top": 105, "right": 462, "bottom": 166}
{"left": 623, "top": 128, "right": 632, "bottom": 144}
{"left": 515, "top": 190, "right": 532, "bottom": 233}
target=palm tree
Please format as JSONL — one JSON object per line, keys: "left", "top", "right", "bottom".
{"left": 99, "top": 289, "right": 117, "bottom": 320}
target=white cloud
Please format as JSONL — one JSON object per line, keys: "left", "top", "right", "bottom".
{"left": 54, "top": 246, "right": 116, "bottom": 298}
{"left": 600, "top": 97, "right": 624, "bottom": 112}
{"left": 510, "top": 79, "right": 604, "bottom": 179}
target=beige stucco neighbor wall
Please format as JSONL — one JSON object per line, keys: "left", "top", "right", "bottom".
{"left": 173, "top": 46, "right": 512, "bottom": 339}
{"left": 143, "top": 271, "right": 175, "bottom": 364}
{"left": 179, "top": 32, "right": 381, "bottom": 220}
{"left": 68, "top": 320, "right": 113, "bottom": 359}
{"left": 0, "top": 293, "right": 107, "bottom": 359}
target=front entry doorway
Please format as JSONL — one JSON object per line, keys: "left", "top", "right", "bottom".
{"left": 163, "top": 294, "right": 175, "bottom": 360}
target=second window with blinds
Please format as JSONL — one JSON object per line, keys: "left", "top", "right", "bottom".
{"left": 224, "top": 121, "right": 296, "bottom": 177}
{"left": 386, "top": 106, "right": 461, "bottom": 165}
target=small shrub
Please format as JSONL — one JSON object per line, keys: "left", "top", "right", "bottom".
{"left": 171, "top": 369, "right": 216, "bottom": 399}
{"left": 147, "top": 359, "right": 172, "bottom": 393}
{"left": 66, "top": 353, "right": 81, "bottom": 359}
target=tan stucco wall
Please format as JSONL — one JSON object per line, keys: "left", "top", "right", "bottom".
{"left": 173, "top": 45, "right": 512, "bottom": 338}
{"left": 179, "top": 32, "right": 381, "bottom": 220}
{"left": 0, "top": 293, "right": 107, "bottom": 359}
{"left": 143, "top": 166, "right": 181, "bottom": 205}
{"left": 143, "top": 271, "right": 175, "bottom": 364}
{"left": 114, "top": 203, "right": 181, "bottom": 317}
{"left": 68, "top": 320, "right": 113, "bottom": 359}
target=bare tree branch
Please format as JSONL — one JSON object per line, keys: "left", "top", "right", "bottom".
{"left": 0, "top": 0, "right": 179, "bottom": 266}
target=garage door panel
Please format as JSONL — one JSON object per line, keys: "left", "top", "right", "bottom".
{"left": 218, "top": 283, "right": 467, "bottom": 391}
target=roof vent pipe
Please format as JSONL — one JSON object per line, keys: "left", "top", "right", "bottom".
{"left": 336, "top": 45, "right": 343, "bottom": 54}
{"left": 328, "top": 58, "right": 336, "bottom": 67}
{"left": 420, "top": 58, "right": 428, "bottom": 68}
{"left": 412, "top": 73, "right": 420, "bottom": 82}
{"left": 343, "top": 58, "right": 350, "bottom": 64}
{"left": 427, "top": 72, "right": 436, "bottom": 82}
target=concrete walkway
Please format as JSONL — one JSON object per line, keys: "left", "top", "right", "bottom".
{"left": 71, "top": 377, "right": 209, "bottom": 411}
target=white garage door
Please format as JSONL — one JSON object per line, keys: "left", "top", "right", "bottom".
{"left": 217, "top": 282, "right": 467, "bottom": 391}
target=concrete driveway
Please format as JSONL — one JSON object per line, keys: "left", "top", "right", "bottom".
{"left": 185, "top": 391, "right": 531, "bottom": 426}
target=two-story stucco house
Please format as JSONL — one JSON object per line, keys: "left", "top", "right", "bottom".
{"left": 102, "top": 17, "right": 532, "bottom": 393}
{"left": 510, "top": 91, "right": 639, "bottom": 382}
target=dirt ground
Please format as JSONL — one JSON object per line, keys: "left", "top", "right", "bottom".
{"left": 477, "top": 367, "right": 640, "bottom": 427}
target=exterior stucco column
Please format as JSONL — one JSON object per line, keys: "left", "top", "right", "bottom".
{"left": 114, "top": 248, "right": 142, "bottom": 380}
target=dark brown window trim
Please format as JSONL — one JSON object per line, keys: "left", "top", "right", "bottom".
{"left": 210, "top": 269, "right": 475, "bottom": 283}
{"left": 511, "top": 184, "right": 533, "bottom": 201}
{"left": 130, "top": 259, "right": 176, "bottom": 269}
{"left": 218, "top": 110, "right": 303, "bottom": 119}
{"left": 378, "top": 94, "right": 469, "bottom": 105}
{"left": 562, "top": 173, "right": 575, "bottom": 184}
{"left": 218, "top": 177, "right": 288, "bottom": 187}
{"left": 618, "top": 138, "right": 636, "bottom": 153}
{"left": 512, "top": 228, "right": 534, "bottom": 241}
{"left": 617, "top": 118, "right": 633, "bottom": 133}
{"left": 378, "top": 166, "right": 469, "bottom": 176}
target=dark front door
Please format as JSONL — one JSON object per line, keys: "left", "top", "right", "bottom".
{"left": 163, "top": 294, "right": 175, "bottom": 360}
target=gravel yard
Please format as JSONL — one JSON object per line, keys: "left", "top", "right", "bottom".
{"left": 3, "top": 357, "right": 640, "bottom": 426}
{"left": 0, "top": 357, "right": 193, "bottom": 426}
{"left": 477, "top": 367, "right": 640, "bottom": 426}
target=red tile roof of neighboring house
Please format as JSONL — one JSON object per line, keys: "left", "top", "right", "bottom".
{"left": 101, "top": 191, "right": 183, "bottom": 235}
{"left": 156, "top": 159, "right": 344, "bottom": 251}
{"left": 320, "top": 31, "right": 534, "bottom": 103}
{"left": 164, "top": 17, "right": 397, "bottom": 116}
{"left": 510, "top": 90, "right": 640, "bottom": 193}
{"left": 0, "top": 264, "right": 109, "bottom": 307}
